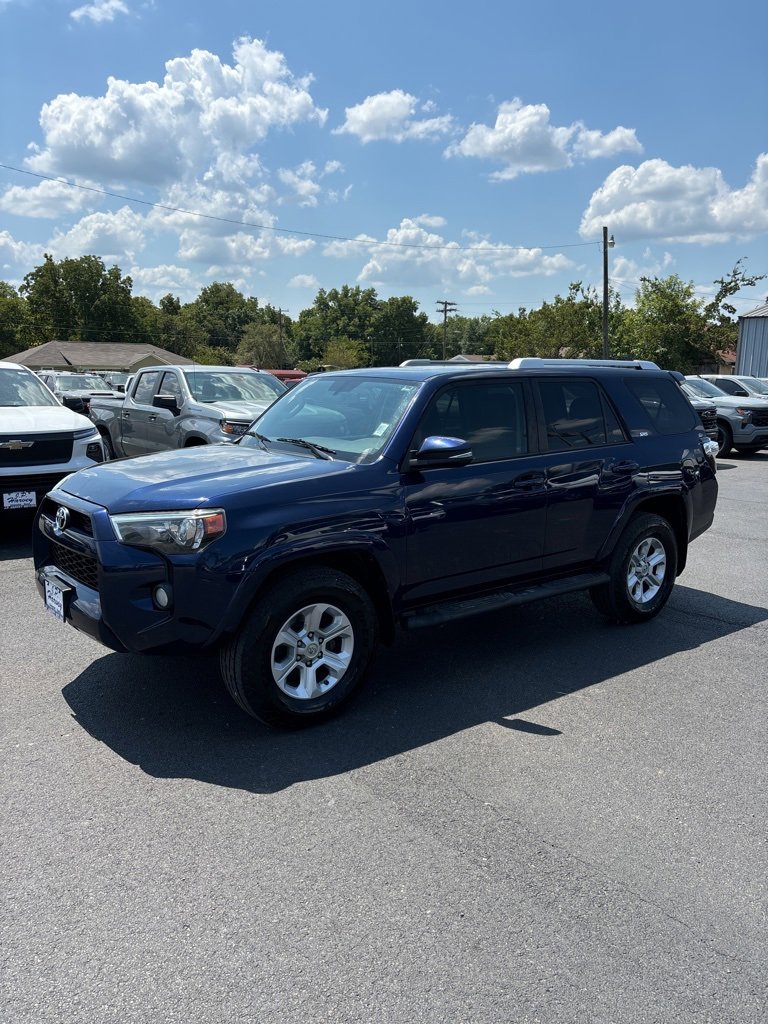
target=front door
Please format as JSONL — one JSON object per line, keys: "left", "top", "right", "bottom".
{"left": 402, "top": 378, "right": 547, "bottom": 602}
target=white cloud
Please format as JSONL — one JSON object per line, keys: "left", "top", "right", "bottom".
{"left": 0, "top": 178, "right": 96, "bottom": 218}
{"left": 46, "top": 206, "right": 146, "bottom": 261}
{"left": 324, "top": 216, "right": 574, "bottom": 294}
{"left": 288, "top": 274, "right": 319, "bottom": 288}
{"left": 128, "top": 263, "right": 201, "bottom": 301}
{"left": 278, "top": 161, "right": 322, "bottom": 207}
{"left": 70, "top": 0, "right": 129, "bottom": 23}
{"left": 26, "top": 37, "right": 327, "bottom": 187}
{"left": 334, "top": 90, "right": 453, "bottom": 143}
{"left": 579, "top": 155, "right": 768, "bottom": 243}
{"left": 445, "top": 99, "right": 642, "bottom": 180}
{"left": 0, "top": 230, "right": 45, "bottom": 271}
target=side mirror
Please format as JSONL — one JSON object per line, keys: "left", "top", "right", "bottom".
{"left": 153, "top": 393, "right": 180, "bottom": 415}
{"left": 410, "top": 435, "right": 473, "bottom": 469}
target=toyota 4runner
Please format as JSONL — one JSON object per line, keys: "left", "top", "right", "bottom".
{"left": 33, "top": 359, "right": 718, "bottom": 726}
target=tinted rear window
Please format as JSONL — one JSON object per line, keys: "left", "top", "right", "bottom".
{"left": 623, "top": 377, "right": 698, "bottom": 435}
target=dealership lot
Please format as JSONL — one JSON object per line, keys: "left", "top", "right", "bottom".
{"left": 2, "top": 455, "right": 767, "bottom": 1023}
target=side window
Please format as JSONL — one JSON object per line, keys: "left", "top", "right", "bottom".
{"left": 714, "top": 378, "right": 747, "bottom": 397}
{"left": 132, "top": 371, "right": 160, "bottom": 405}
{"left": 413, "top": 381, "right": 529, "bottom": 462}
{"left": 538, "top": 379, "right": 622, "bottom": 451}
{"left": 622, "top": 377, "right": 699, "bottom": 435}
{"left": 159, "top": 371, "right": 183, "bottom": 403}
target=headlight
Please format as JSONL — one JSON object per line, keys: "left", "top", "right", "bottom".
{"left": 219, "top": 419, "right": 250, "bottom": 436}
{"left": 110, "top": 509, "right": 226, "bottom": 554}
{"left": 735, "top": 408, "right": 752, "bottom": 423}
{"left": 73, "top": 427, "right": 101, "bottom": 440}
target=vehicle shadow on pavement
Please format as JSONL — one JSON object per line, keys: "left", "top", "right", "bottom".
{"left": 0, "top": 512, "right": 35, "bottom": 561}
{"left": 61, "top": 585, "right": 768, "bottom": 794}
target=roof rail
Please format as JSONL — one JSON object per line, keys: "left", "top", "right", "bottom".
{"left": 508, "top": 357, "right": 661, "bottom": 370}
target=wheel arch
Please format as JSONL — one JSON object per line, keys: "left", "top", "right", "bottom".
{"left": 225, "top": 549, "right": 396, "bottom": 645}
{"left": 605, "top": 495, "right": 689, "bottom": 576}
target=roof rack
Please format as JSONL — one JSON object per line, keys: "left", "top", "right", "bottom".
{"left": 508, "top": 357, "right": 661, "bottom": 370}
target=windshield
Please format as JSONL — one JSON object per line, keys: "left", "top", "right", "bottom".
{"left": 740, "top": 377, "right": 768, "bottom": 396}
{"left": 56, "top": 373, "right": 111, "bottom": 390}
{"left": 0, "top": 368, "right": 59, "bottom": 407}
{"left": 684, "top": 378, "right": 727, "bottom": 399}
{"left": 240, "top": 374, "right": 420, "bottom": 464}
{"left": 183, "top": 370, "right": 285, "bottom": 404}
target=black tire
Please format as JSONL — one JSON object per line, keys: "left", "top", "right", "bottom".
{"left": 716, "top": 421, "right": 733, "bottom": 457}
{"left": 220, "top": 567, "right": 378, "bottom": 726}
{"left": 590, "top": 513, "right": 678, "bottom": 624}
{"left": 101, "top": 431, "right": 116, "bottom": 460}
{"left": 733, "top": 445, "right": 763, "bottom": 455}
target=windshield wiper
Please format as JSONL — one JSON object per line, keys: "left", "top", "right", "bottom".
{"left": 276, "top": 437, "right": 336, "bottom": 460}
{"left": 242, "top": 430, "right": 271, "bottom": 451}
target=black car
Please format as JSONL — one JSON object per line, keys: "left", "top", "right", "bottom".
{"left": 34, "top": 358, "right": 718, "bottom": 726}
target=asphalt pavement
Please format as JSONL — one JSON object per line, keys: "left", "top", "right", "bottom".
{"left": 1, "top": 454, "right": 767, "bottom": 1023}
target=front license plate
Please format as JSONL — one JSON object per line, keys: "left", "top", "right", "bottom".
{"left": 44, "top": 580, "right": 66, "bottom": 622}
{"left": 3, "top": 489, "right": 37, "bottom": 510}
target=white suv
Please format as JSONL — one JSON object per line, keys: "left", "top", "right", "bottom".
{"left": 0, "top": 361, "right": 105, "bottom": 514}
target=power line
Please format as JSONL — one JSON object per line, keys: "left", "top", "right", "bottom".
{"left": 0, "top": 163, "right": 600, "bottom": 256}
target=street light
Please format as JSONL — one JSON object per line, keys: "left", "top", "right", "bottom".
{"left": 602, "top": 226, "right": 615, "bottom": 358}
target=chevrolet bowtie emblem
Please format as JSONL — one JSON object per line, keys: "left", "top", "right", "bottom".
{"left": 0, "top": 439, "right": 34, "bottom": 450}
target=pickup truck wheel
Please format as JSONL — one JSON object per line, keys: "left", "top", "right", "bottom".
{"left": 590, "top": 514, "right": 678, "bottom": 624}
{"left": 716, "top": 421, "right": 733, "bottom": 457}
{"left": 101, "top": 432, "right": 116, "bottom": 460}
{"left": 220, "top": 568, "right": 378, "bottom": 726}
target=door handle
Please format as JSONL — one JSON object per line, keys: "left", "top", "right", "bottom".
{"left": 513, "top": 471, "right": 546, "bottom": 491}
{"left": 611, "top": 460, "right": 639, "bottom": 475}
{"left": 148, "top": 415, "right": 157, "bottom": 421}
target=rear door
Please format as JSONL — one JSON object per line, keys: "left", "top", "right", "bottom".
{"left": 532, "top": 376, "right": 634, "bottom": 571}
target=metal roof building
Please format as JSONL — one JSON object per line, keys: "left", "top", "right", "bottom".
{"left": 735, "top": 303, "right": 768, "bottom": 376}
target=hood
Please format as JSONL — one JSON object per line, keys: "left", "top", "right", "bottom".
{"left": 58, "top": 442, "right": 356, "bottom": 513}
{"left": 201, "top": 398, "right": 273, "bottom": 422}
{"left": 0, "top": 405, "right": 96, "bottom": 435}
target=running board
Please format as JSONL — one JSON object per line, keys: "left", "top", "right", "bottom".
{"left": 401, "top": 572, "right": 610, "bottom": 630}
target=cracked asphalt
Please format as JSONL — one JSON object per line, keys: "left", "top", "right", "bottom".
{"left": 1, "top": 453, "right": 766, "bottom": 1023}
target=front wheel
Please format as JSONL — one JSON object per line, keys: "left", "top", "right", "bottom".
{"left": 716, "top": 421, "right": 733, "bottom": 457}
{"left": 590, "top": 514, "right": 678, "bottom": 624}
{"left": 101, "top": 431, "right": 116, "bottom": 460}
{"left": 220, "top": 567, "right": 378, "bottom": 726}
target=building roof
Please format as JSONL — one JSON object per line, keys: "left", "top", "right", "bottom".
{"left": 7, "top": 340, "right": 195, "bottom": 371}
{"left": 740, "top": 302, "right": 768, "bottom": 319}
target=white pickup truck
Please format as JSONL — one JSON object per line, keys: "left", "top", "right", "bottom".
{"left": 88, "top": 365, "right": 286, "bottom": 459}
{"left": 0, "top": 361, "right": 105, "bottom": 514}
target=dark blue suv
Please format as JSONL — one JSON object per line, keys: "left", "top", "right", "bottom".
{"left": 33, "top": 359, "right": 718, "bottom": 725}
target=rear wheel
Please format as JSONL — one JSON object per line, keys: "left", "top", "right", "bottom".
{"left": 220, "top": 567, "right": 378, "bottom": 726}
{"left": 590, "top": 514, "right": 678, "bottom": 624}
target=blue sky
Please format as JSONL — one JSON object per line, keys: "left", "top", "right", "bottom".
{"left": 1, "top": 0, "right": 767, "bottom": 323}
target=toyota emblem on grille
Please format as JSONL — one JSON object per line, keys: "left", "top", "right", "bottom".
{"left": 54, "top": 507, "right": 70, "bottom": 533}
{"left": 0, "top": 439, "right": 34, "bottom": 450}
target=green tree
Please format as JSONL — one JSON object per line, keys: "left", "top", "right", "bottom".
{"left": 369, "top": 296, "right": 431, "bottom": 366}
{"left": 187, "top": 282, "right": 260, "bottom": 351}
{"left": 323, "top": 336, "right": 368, "bottom": 369}
{"left": 624, "top": 275, "right": 708, "bottom": 371}
{"left": 0, "top": 292, "right": 35, "bottom": 357}
{"left": 294, "top": 285, "right": 380, "bottom": 364}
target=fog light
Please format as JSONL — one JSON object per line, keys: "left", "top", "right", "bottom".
{"left": 153, "top": 584, "right": 172, "bottom": 610}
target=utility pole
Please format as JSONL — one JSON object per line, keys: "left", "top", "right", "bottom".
{"left": 602, "top": 227, "right": 614, "bottom": 359}
{"left": 436, "top": 299, "right": 458, "bottom": 359}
